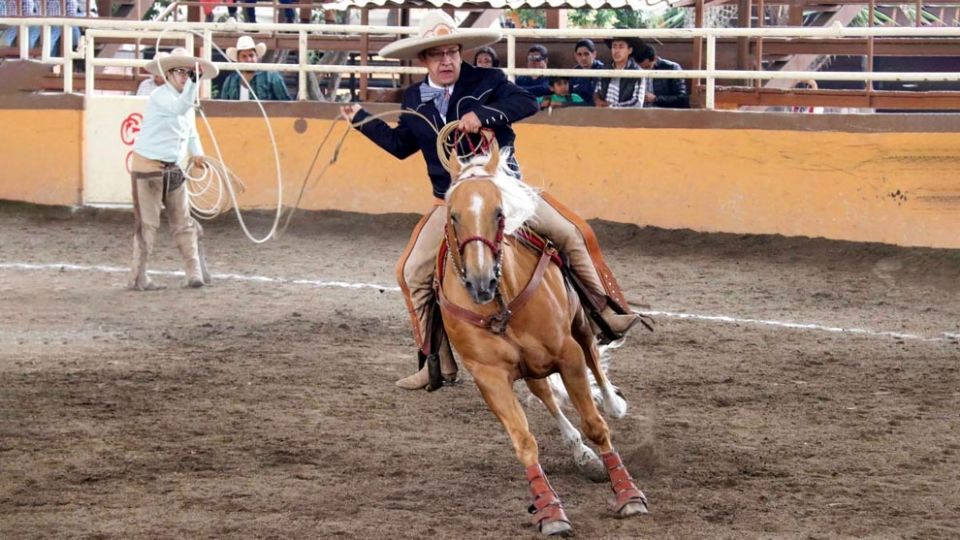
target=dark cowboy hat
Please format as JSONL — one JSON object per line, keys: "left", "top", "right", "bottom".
{"left": 603, "top": 37, "right": 646, "bottom": 55}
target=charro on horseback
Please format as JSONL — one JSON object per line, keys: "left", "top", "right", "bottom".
{"left": 339, "top": 10, "right": 647, "bottom": 391}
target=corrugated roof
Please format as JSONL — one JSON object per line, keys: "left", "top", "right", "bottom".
{"left": 324, "top": 0, "right": 655, "bottom": 9}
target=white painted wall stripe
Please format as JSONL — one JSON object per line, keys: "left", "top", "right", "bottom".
{"left": 1, "top": 261, "right": 955, "bottom": 344}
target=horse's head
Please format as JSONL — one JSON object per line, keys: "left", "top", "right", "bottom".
{"left": 446, "top": 141, "right": 505, "bottom": 305}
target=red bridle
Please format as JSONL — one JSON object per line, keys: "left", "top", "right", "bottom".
{"left": 444, "top": 176, "right": 506, "bottom": 282}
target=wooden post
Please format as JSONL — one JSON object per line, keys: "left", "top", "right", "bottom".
{"left": 789, "top": 4, "right": 803, "bottom": 26}
{"left": 545, "top": 9, "right": 566, "bottom": 29}
{"left": 755, "top": 0, "right": 764, "bottom": 90}
{"left": 867, "top": 0, "right": 875, "bottom": 101}
{"left": 737, "top": 0, "right": 752, "bottom": 85}
{"left": 360, "top": 8, "right": 369, "bottom": 102}
{"left": 692, "top": 0, "right": 704, "bottom": 106}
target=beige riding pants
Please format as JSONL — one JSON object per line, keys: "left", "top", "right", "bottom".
{"left": 129, "top": 152, "right": 203, "bottom": 289}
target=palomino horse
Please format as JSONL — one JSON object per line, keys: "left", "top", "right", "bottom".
{"left": 437, "top": 142, "right": 648, "bottom": 536}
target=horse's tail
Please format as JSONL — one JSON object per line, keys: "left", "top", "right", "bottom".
{"left": 546, "top": 340, "right": 627, "bottom": 417}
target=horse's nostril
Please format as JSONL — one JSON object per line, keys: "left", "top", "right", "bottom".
{"left": 488, "top": 279, "right": 498, "bottom": 291}
{"left": 464, "top": 280, "right": 474, "bottom": 290}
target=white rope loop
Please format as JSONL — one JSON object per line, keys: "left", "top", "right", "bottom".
{"left": 153, "top": 28, "right": 283, "bottom": 244}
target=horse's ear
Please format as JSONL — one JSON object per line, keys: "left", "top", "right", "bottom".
{"left": 449, "top": 146, "right": 461, "bottom": 181}
{"left": 483, "top": 137, "right": 500, "bottom": 176}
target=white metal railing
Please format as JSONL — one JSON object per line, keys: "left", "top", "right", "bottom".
{"left": 4, "top": 17, "right": 960, "bottom": 108}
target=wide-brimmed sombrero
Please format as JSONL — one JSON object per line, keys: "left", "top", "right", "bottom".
{"left": 379, "top": 10, "right": 501, "bottom": 60}
{"left": 145, "top": 47, "right": 219, "bottom": 79}
{"left": 226, "top": 35, "right": 268, "bottom": 62}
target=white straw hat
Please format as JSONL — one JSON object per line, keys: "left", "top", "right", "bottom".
{"left": 379, "top": 10, "right": 501, "bottom": 60}
{"left": 145, "top": 47, "right": 219, "bottom": 79}
{"left": 226, "top": 35, "right": 268, "bottom": 62}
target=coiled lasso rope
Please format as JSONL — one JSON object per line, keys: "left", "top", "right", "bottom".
{"left": 148, "top": 29, "right": 493, "bottom": 241}
{"left": 152, "top": 27, "right": 283, "bottom": 244}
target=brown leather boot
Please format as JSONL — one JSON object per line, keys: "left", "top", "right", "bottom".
{"left": 396, "top": 365, "right": 430, "bottom": 390}
{"left": 599, "top": 305, "right": 642, "bottom": 338}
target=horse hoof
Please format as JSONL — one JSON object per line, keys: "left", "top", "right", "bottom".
{"left": 617, "top": 501, "right": 649, "bottom": 518}
{"left": 540, "top": 520, "right": 573, "bottom": 537}
{"left": 574, "top": 452, "right": 607, "bottom": 483}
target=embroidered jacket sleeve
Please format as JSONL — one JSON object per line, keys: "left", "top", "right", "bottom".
{"left": 472, "top": 69, "right": 538, "bottom": 128}
{"left": 352, "top": 106, "right": 421, "bottom": 160}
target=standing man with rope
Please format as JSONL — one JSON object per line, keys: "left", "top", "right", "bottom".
{"left": 129, "top": 48, "right": 218, "bottom": 291}
{"left": 341, "top": 11, "right": 644, "bottom": 390}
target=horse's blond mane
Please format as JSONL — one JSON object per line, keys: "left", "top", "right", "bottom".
{"left": 448, "top": 147, "right": 540, "bottom": 235}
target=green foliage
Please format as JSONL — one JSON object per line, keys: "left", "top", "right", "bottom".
{"left": 511, "top": 8, "right": 546, "bottom": 28}
{"left": 849, "top": 6, "right": 944, "bottom": 27}
{"left": 565, "top": 8, "right": 687, "bottom": 29}
{"left": 144, "top": 0, "right": 173, "bottom": 20}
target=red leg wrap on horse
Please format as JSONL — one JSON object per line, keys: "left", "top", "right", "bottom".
{"left": 601, "top": 451, "right": 649, "bottom": 512}
{"left": 525, "top": 464, "right": 571, "bottom": 527}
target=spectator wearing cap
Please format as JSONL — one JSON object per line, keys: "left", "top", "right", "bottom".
{"left": 595, "top": 37, "right": 645, "bottom": 109}
{"left": 473, "top": 46, "right": 499, "bottom": 68}
{"left": 570, "top": 39, "right": 604, "bottom": 104}
{"left": 515, "top": 44, "right": 552, "bottom": 98}
{"left": 635, "top": 43, "right": 689, "bottom": 109}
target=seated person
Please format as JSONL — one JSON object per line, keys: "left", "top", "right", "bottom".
{"left": 219, "top": 36, "right": 292, "bottom": 101}
{"left": 473, "top": 46, "right": 499, "bottom": 68}
{"left": 635, "top": 44, "right": 689, "bottom": 109}
{"left": 596, "top": 37, "right": 645, "bottom": 109}
{"left": 571, "top": 39, "right": 604, "bottom": 104}
{"left": 515, "top": 44, "right": 552, "bottom": 98}
{"left": 538, "top": 76, "right": 585, "bottom": 109}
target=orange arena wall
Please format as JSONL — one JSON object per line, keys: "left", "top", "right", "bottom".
{"left": 1, "top": 96, "right": 958, "bottom": 249}
{"left": 0, "top": 95, "right": 83, "bottom": 206}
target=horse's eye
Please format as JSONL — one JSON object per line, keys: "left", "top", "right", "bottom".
{"left": 450, "top": 213, "right": 459, "bottom": 224}
{"left": 495, "top": 208, "right": 504, "bottom": 220}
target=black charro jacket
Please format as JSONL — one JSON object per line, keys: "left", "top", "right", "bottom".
{"left": 352, "top": 62, "right": 539, "bottom": 199}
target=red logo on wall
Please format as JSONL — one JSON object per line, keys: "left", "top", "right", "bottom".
{"left": 120, "top": 112, "right": 143, "bottom": 174}
{"left": 120, "top": 113, "right": 142, "bottom": 146}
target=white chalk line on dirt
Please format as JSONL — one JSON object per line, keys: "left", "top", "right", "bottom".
{"left": 2, "top": 262, "right": 956, "bottom": 344}
{"left": 0, "top": 262, "right": 400, "bottom": 292}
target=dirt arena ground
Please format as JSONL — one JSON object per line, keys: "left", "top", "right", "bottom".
{"left": 1, "top": 203, "right": 958, "bottom": 539}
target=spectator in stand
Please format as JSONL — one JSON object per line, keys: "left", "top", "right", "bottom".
{"left": 515, "top": 44, "right": 552, "bottom": 98}
{"left": 219, "top": 36, "right": 292, "bottom": 101}
{"left": 538, "top": 75, "right": 584, "bottom": 110}
{"left": 570, "top": 38, "right": 603, "bottom": 104}
{"left": 635, "top": 43, "right": 689, "bottom": 109}
{"left": 235, "top": 0, "right": 256, "bottom": 23}
{"left": 45, "top": 0, "right": 84, "bottom": 56}
{"left": 596, "top": 37, "right": 645, "bottom": 108}
{"left": 791, "top": 80, "right": 822, "bottom": 113}
{"left": 2, "top": 0, "right": 84, "bottom": 55}
{"left": 473, "top": 46, "right": 499, "bottom": 68}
